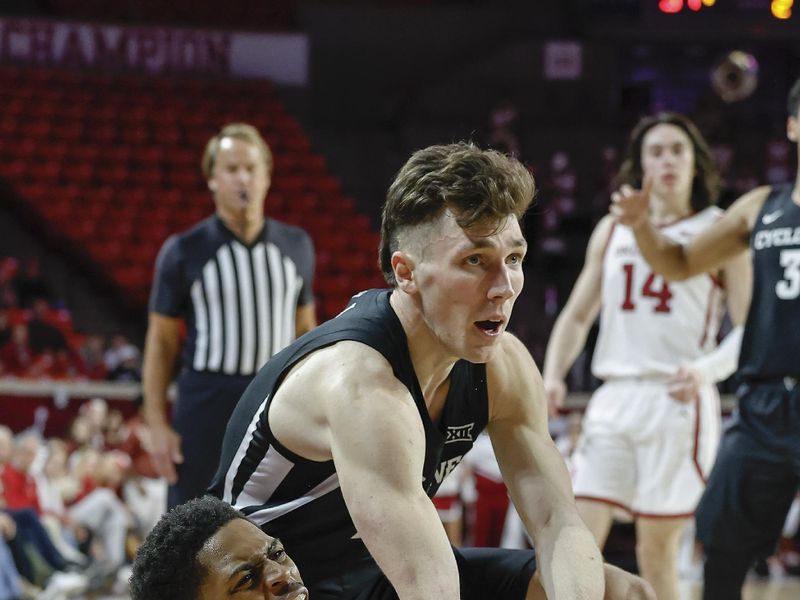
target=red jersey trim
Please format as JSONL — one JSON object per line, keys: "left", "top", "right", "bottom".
{"left": 575, "top": 495, "right": 633, "bottom": 515}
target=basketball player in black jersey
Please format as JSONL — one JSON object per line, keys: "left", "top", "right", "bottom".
{"left": 612, "top": 76, "right": 800, "bottom": 600}
{"left": 212, "top": 142, "right": 654, "bottom": 599}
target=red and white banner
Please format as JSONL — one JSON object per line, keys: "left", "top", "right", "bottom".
{"left": 0, "top": 18, "right": 308, "bottom": 85}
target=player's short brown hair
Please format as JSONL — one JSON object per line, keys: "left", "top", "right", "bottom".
{"left": 379, "top": 142, "right": 535, "bottom": 286}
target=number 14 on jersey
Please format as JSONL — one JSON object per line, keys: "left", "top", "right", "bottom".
{"left": 620, "top": 263, "right": 673, "bottom": 313}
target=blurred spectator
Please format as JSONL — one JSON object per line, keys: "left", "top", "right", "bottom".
{"left": 0, "top": 324, "right": 33, "bottom": 376}
{"left": 77, "top": 335, "right": 108, "bottom": 380}
{"left": 0, "top": 259, "right": 17, "bottom": 311}
{"left": 79, "top": 398, "right": 109, "bottom": 451}
{"left": 103, "top": 335, "right": 140, "bottom": 374}
{"left": 0, "top": 433, "right": 42, "bottom": 512}
{"left": 33, "top": 440, "right": 89, "bottom": 567}
{"left": 104, "top": 410, "right": 127, "bottom": 448}
{"left": 106, "top": 345, "right": 142, "bottom": 382}
{"left": 66, "top": 416, "right": 92, "bottom": 454}
{"left": 0, "top": 428, "right": 10, "bottom": 468}
{"left": 27, "top": 299, "right": 67, "bottom": 356}
{"left": 57, "top": 447, "right": 132, "bottom": 580}
{"left": 0, "top": 533, "right": 22, "bottom": 600}
{"left": 12, "top": 257, "right": 52, "bottom": 309}
{"left": 115, "top": 397, "right": 167, "bottom": 538}
{"left": 0, "top": 312, "right": 10, "bottom": 349}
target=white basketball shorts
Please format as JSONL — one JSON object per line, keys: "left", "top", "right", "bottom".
{"left": 571, "top": 378, "right": 721, "bottom": 517}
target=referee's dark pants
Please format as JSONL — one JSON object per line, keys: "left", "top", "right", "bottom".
{"left": 168, "top": 371, "right": 253, "bottom": 509}
{"left": 696, "top": 378, "right": 800, "bottom": 600}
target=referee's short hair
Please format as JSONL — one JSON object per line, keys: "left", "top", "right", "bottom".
{"left": 201, "top": 122, "right": 273, "bottom": 179}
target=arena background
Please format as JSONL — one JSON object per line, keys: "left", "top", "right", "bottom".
{"left": 0, "top": 1, "right": 798, "bottom": 597}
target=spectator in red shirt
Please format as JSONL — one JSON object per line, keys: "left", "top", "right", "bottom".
{"left": 0, "top": 433, "right": 41, "bottom": 513}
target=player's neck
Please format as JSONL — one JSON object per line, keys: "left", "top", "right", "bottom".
{"left": 649, "top": 192, "right": 692, "bottom": 225}
{"left": 389, "top": 291, "right": 458, "bottom": 399}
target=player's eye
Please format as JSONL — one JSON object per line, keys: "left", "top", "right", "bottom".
{"left": 234, "top": 570, "right": 259, "bottom": 592}
{"left": 268, "top": 548, "right": 287, "bottom": 562}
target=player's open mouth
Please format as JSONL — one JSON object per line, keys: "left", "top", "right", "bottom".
{"left": 475, "top": 320, "right": 503, "bottom": 336}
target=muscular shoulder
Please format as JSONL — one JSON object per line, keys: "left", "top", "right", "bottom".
{"left": 270, "top": 340, "right": 415, "bottom": 460}
{"left": 287, "top": 340, "right": 409, "bottom": 407}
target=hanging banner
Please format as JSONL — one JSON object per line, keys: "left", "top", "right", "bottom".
{"left": 0, "top": 18, "right": 308, "bottom": 85}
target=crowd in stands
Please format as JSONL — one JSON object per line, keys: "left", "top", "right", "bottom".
{"left": 0, "top": 397, "right": 164, "bottom": 598}
{"left": 0, "top": 256, "right": 142, "bottom": 382}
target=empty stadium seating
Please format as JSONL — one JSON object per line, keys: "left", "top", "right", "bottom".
{"left": 0, "top": 66, "right": 384, "bottom": 321}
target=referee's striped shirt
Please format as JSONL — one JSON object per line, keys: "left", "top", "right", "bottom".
{"left": 149, "top": 216, "right": 315, "bottom": 376}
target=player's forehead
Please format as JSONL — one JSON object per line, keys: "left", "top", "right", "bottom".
{"left": 200, "top": 519, "right": 272, "bottom": 566}
{"left": 642, "top": 123, "right": 692, "bottom": 150}
{"left": 215, "top": 137, "right": 262, "bottom": 165}
{"left": 426, "top": 210, "right": 525, "bottom": 253}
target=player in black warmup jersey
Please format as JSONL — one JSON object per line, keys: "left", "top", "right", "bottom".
{"left": 612, "top": 76, "right": 800, "bottom": 600}
{"left": 212, "top": 142, "right": 654, "bottom": 599}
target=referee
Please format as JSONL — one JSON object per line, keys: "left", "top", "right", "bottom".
{"left": 142, "top": 123, "right": 317, "bottom": 508}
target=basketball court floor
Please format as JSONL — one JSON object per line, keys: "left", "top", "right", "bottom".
{"left": 682, "top": 576, "right": 800, "bottom": 599}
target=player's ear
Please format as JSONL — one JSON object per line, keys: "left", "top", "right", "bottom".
{"left": 392, "top": 251, "right": 417, "bottom": 293}
{"left": 787, "top": 116, "right": 798, "bottom": 143}
{"left": 208, "top": 178, "right": 218, "bottom": 192}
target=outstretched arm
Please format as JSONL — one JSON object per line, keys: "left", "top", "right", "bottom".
{"left": 542, "top": 216, "right": 611, "bottom": 414}
{"left": 489, "top": 335, "right": 604, "bottom": 599}
{"left": 611, "top": 180, "right": 765, "bottom": 280}
{"left": 668, "top": 238, "right": 751, "bottom": 401}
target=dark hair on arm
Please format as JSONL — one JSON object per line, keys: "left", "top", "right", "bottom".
{"left": 129, "top": 495, "right": 244, "bottom": 600}
{"left": 379, "top": 142, "right": 535, "bottom": 286}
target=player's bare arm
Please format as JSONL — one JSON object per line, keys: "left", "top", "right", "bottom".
{"left": 720, "top": 245, "right": 752, "bottom": 327}
{"left": 269, "top": 341, "right": 461, "bottom": 599}
{"left": 612, "top": 180, "right": 769, "bottom": 280}
{"left": 488, "top": 333, "right": 605, "bottom": 599}
{"left": 542, "top": 215, "right": 612, "bottom": 414}
{"left": 141, "top": 312, "right": 184, "bottom": 483}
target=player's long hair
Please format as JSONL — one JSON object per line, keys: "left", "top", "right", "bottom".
{"left": 616, "top": 112, "right": 720, "bottom": 212}
{"left": 379, "top": 142, "right": 535, "bottom": 286}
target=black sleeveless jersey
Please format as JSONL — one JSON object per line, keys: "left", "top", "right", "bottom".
{"left": 739, "top": 184, "right": 800, "bottom": 380}
{"left": 209, "top": 289, "right": 489, "bottom": 583}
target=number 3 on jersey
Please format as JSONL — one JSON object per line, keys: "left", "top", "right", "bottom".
{"left": 621, "top": 263, "right": 673, "bottom": 313}
{"left": 776, "top": 249, "right": 800, "bottom": 300}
